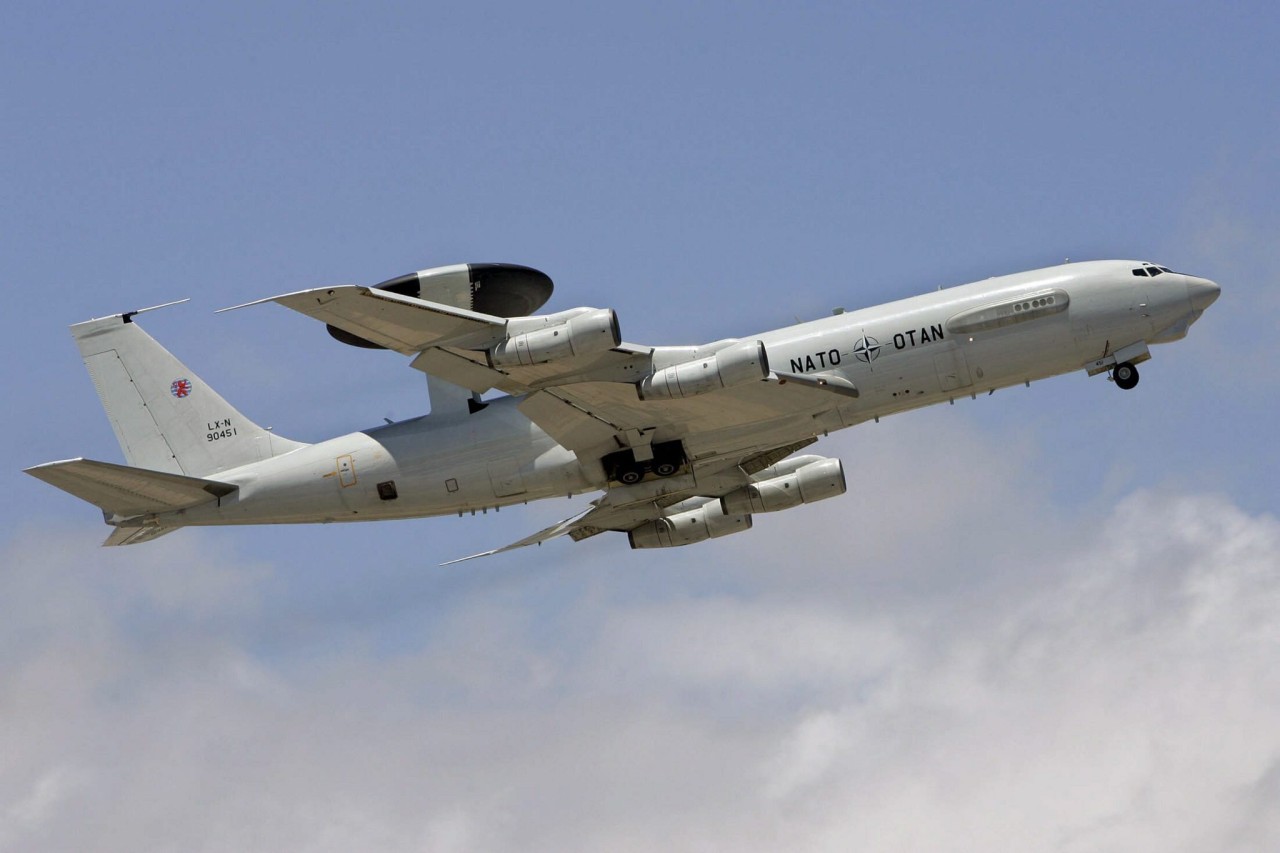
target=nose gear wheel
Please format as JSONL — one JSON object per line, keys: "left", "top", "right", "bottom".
{"left": 1113, "top": 362, "right": 1139, "bottom": 390}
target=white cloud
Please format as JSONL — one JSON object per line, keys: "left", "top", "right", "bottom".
{"left": 2, "top": 481, "right": 1278, "bottom": 852}
{"left": 745, "top": 490, "right": 1280, "bottom": 852}
{"left": 0, "top": 767, "right": 84, "bottom": 849}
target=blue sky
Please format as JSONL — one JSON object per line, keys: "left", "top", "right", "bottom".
{"left": 3, "top": 3, "right": 1279, "bottom": 850}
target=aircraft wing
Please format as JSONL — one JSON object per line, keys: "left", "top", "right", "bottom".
{"left": 442, "top": 439, "right": 818, "bottom": 564}
{"left": 243, "top": 282, "right": 859, "bottom": 459}
{"left": 515, "top": 374, "right": 853, "bottom": 462}
{"left": 409, "top": 341, "right": 654, "bottom": 397}
{"left": 231, "top": 285, "right": 653, "bottom": 394}
{"left": 223, "top": 285, "right": 508, "bottom": 355}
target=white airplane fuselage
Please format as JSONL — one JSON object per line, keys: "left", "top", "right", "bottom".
{"left": 153, "top": 260, "right": 1217, "bottom": 530}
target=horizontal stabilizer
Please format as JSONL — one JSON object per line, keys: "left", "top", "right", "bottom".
{"left": 25, "top": 458, "right": 236, "bottom": 519}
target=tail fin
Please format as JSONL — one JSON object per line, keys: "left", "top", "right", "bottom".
{"left": 73, "top": 305, "right": 307, "bottom": 477}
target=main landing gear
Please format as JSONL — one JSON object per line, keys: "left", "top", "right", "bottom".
{"left": 604, "top": 441, "right": 686, "bottom": 485}
{"left": 1112, "top": 361, "right": 1139, "bottom": 390}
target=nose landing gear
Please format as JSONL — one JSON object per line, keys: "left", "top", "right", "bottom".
{"left": 1112, "top": 361, "right": 1139, "bottom": 390}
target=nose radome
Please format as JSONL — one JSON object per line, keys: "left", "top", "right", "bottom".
{"left": 1186, "top": 276, "right": 1221, "bottom": 311}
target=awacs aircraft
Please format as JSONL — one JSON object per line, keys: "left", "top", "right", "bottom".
{"left": 27, "top": 260, "right": 1219, "bottom": 560}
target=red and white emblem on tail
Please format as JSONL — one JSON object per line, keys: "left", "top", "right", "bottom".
{"left": 170, "top": 378, "right": 192, "bottom": 398}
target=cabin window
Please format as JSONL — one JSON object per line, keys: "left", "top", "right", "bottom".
{"left": 377, "top": 481, "right": 398, "bottom": 501}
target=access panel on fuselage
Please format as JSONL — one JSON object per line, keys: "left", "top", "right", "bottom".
{"left": 933, "top": 349, "right": 973, "bottom": 392}
{"left": 487, "top": 457, "right": 527, "bottom": 498}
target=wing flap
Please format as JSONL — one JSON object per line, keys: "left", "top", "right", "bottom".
{"left": 482, "top": 343, "right": 653, "bottom": 391}
{"left": 411, "top": 343, "right": 654, "bottom": 396}
{"left": 523, "top": 376, "right": 842, "bottom": 456}
{"left": 516, "top": 390, "right": 625, "bottom": 455}
{"left": 102, "top": 525, "right": 178, "bottom": 546}
{"left": 410, "top": 347, "right": 512, "bottom": 394}
{"left": 26, "top": 458, "right": 236, "bottom": 519}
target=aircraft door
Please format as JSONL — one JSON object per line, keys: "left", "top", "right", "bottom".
{"left": 329, "top": 453, "right": 362, "bottom": 512}
{"left": 337, "top": 454, "right": 357, "bottom": 487}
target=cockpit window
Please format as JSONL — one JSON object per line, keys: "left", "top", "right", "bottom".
{"left": 1132, "top": 268, "right": 1149, "bottom": 277}
{"left": 1149, "top": 267, "right": 1163, "bottom": 276}
{"left": 1158, "top": 267, "right": 1173, "bottom": 273}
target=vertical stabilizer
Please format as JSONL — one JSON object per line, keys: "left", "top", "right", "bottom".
{"left": 73, "top": 308, "right": 307, "bottom": 476}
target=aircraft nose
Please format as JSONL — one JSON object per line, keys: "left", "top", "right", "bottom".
{"left": 1186, "top": 276, "right": 1221, "bottom": 311}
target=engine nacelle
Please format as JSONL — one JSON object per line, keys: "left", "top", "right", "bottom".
{"left": 488, "top": 307, "right": 620, "bottom": 367}
{"left": 720, "top": 458, "right": 846, "bottom": 516}
{"left": 627, "top": 501, "right": 752, "bottom": 549}
{"left": 636, "top": 340, "right": 769, "bottom": 401}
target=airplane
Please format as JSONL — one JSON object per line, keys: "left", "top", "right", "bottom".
{"left": 26, "top": 259, "right": 1220, "bottom": 560}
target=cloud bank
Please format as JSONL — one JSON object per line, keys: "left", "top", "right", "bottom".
{"left": 4, "top": 461, "right": 1278, "bottom": 852}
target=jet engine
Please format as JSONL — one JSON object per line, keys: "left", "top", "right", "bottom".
{"left": 636, "top": 340, "right": 769, "bottom": 401}
{"left": 627, "top": 500, "right": 752, "bottom": 549}
{"left": 719, "top": 457, "right": 846, "bottom": 515}
{"left": 488, "top": 307, "right": 620, "bottom": 367}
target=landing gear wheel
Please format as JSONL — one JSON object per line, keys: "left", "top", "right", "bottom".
{"left": 652, "top": 458, "right": 679, "bottom": 477}
{"left": 1113, "top": 362, "right": 1139, "bottom": 390}
{"left": 617, "top": 466, "right": 645, "bottom": 485}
